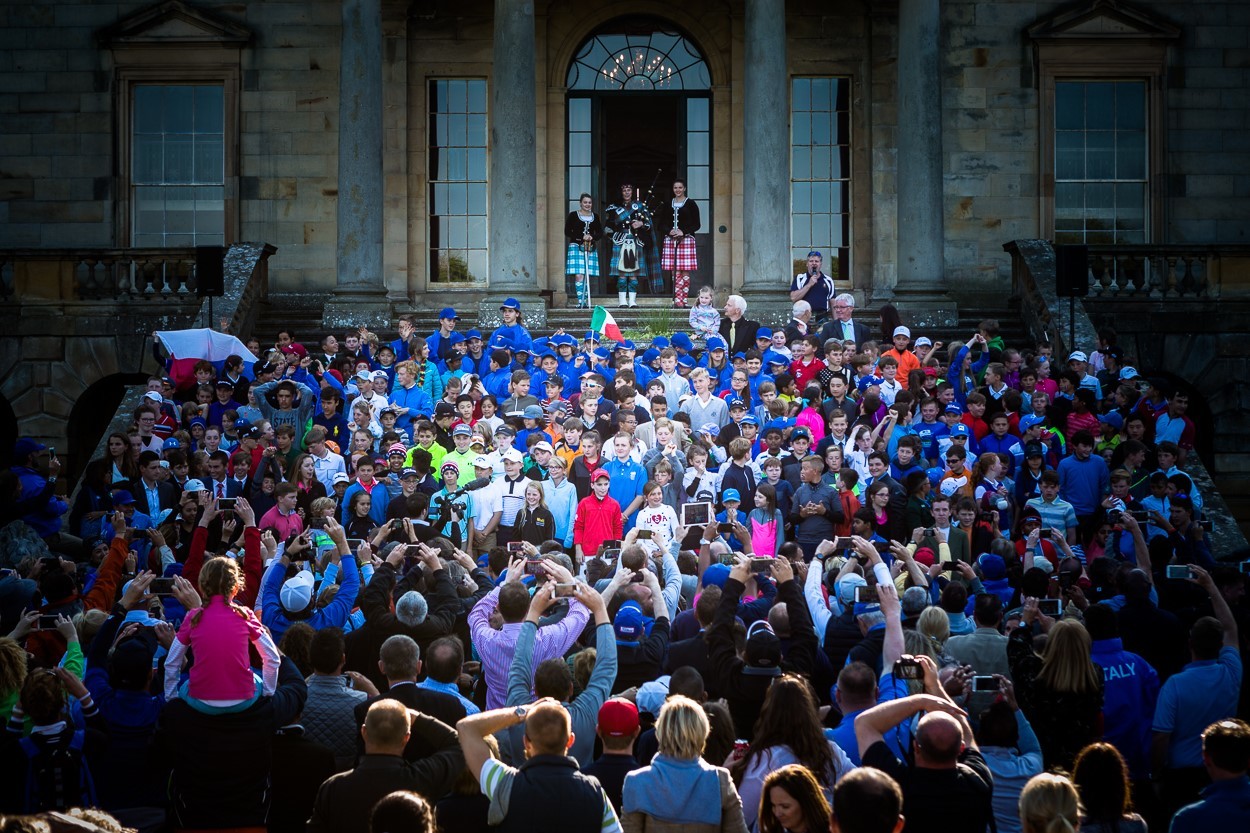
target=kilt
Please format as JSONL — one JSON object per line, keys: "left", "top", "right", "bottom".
{"left": 662, "top": 234, "right": 698, "bottom": 271}
{"left": 565, "top": 243, "right": 599, "bottom": 277}
{"left": 609, "top": 238, "right": 647, "bottom": 277}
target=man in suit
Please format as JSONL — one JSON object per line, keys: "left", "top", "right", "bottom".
{"left": 785, "top": 300, "right": 815, "bottom": 345}
{"left": 202, "top": 450, "right": 244, "bottom": 500}
{"left": 818, "top": 292, "right": 873, "bottom": 347}
{"left": 131, "top": 450, "right": 180, "bottom": 519}
{"left": 352, "top": 634, "right": 466, "bottom": 763}
{"left": 719, "top": 294, "right": 761, "bottom": 355}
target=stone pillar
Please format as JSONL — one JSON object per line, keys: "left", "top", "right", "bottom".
{"left": 324, "top": 0, "right": 391, "bottom": 329}
{"left": 741, "top": 0, "right": 790, "bottom": 312}
{"left": 892, "top": 0, "right": 957, "bottom": 326}
{"left": 481, "top": 0, "right": 545, "bottom": 327}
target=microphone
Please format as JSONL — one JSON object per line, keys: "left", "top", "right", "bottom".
{"left": 457, "top": 477, "right": 493, "bottom": 493}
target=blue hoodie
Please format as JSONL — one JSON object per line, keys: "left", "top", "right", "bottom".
{"left": 1090, "top": 637, "right": 1160, "bottom": 780}
{"left": 622, "top": 754, "right": 727, "bottom": 826}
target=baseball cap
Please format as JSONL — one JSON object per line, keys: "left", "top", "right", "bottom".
{"left": 651, "top": 336, "right": 669, "bottom": 349}
{"left": 452, "top": 424, "right": 474, "bottom": 437}
{"left": 728, "top": 398, "right": 746, "bottom": 410}
{"left": 939, "top": 475, "right": 969, "bottom": 497}
{"left": 214, "top": 380, "right": 234, "bottom": 389}
{"left": 702, "top": 564, "right": 730, "bottom": 588}
{"left": 978, "top": 553, "right": 1007, "bottom": 581}
{"left": 472, "top": 455, "right": 493, "bottom": 469}
{"left": 469, "top": 437, "right": 486, "bottom": 448}
{"left": 700, "top": 422, "right": 720, "bottom": 435}
{"left": 1098, "top": 411, "right": 1125, "bottom": 430}
{"left": 522, "top": 404, "right": 545, "bottom": 420}
{"left": 163, "top": 438, "right": 181, "bottom": 449}
{"left": 591, "top": 467, "right": 611, "bottom": 482}
{"left": 500, "top": 297, "right": 521, "bottom": 311}
{"left": 142, "top": 391, "right": 164, "bottom": 405}
{"left": 706, "top": 335, "right": 727, "bottom": 351}
{"left": 355, "top": 369, "right": 373, "bottom": 381}
{"left": 743, "top": 621, "right": 782, "bottom": 676}
{"left": 598, "top": 699, "right": 640, "bottom": 737}
{"left": 448, "top": 333, "right": 465, "bottom": 346}
{"left": 112, "top": 489, "right": 136, "bottom": 505}
{"left": 893, "top": 326, "right": 911, "bottom": 338}
{"left": 182, "top": 479, "right": 206, "bottom": 493}
{"left": 434, "top": 402, "right": 456, "bottom": 417}
{"left": 372, "top": 370, "right": 390, "bottom": 380}
{"left": 401, "top": 467, "right": 419, "bottom": 479}
{"left": 501, "top": 448, "right": 524, "bottom": 464}
{"left": 944, "top": 404, "right": 963, "bottom": 415}
{"left": 1067, "top": 351, "right": 1088, "bottom": 363}
{"left": 678, "top": 354, "right": 696, "bottom": 369}
{"left": 1024, "top": 441, "right": 1045, "bottom": 459}
{"left": 1119, "top": 367, "right": 1139, "bottom": 380}
{"left": 756, "top": 327, "right": 773, "bottom": 340}
{"left": 838, "top": 573, "right": 867, "bottom": 604}
{"left": 280, "top": 570, "right": 315, "bottom": 612}
{"left": 671, "top": 333, "right": 693, "bottom": 351}
{"left": 465, "top": 329, "right": 483, "bottom": 341}
{"left": 791, "top": 427, "right": 811, "bottom": 441}
{"left": 438, "top": 307, "right": 459, "bottom": 319}
{"left": 332, "top": 472, "right": 350, "bottom": 485}
{"left": 914, "top": 336, "right": 932, "bottom": 348}
{"left": 1018, "top": 414, "right": 1047, "bottom": 433}
{"left": 739, "top": 415, "right": 758, "bottom": 425}
{"left": 532, "top": 440, "right": 554, "bottom": 453}
{"left": 949, "top": 423, "right": 971, "bottom": 438}
{"left": 613, "top": 601, "right": 646, "bottom": 642}
{"left": 379, "top": 406, "right": 397, "bottom": 417}
{"left": 722, "top": 488, "right": 741, "bottom": 503}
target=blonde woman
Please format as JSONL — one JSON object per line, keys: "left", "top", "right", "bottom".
{"left": 621, "top": 695, "right": 748, "bottom": 832}
{"left": 1018, "top": 773, "right": 1081, "bottom": 833}
{"left": 513, "top": 480, "right": 556, "bottom": 546}
{"left": 1008, "top": 613, "right": 1104, "bottom": 770}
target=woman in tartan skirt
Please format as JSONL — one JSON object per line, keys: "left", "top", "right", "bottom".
{"left": 564, "top": 193, "right": 602, "bottom": 309}
{"left": 657, "top": 179, "right": 701, "bottom": 308}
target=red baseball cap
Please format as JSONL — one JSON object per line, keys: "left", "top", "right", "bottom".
{"left": 590, "top": 468, "right": 611, "bottom": 482}
{"left": 598, "top": 699, "right": 639, "bottom": 737}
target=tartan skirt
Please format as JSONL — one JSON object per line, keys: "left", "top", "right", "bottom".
{"left": 662, "top": 234, "right": 698, "bottom": 271}
{"left": 609, "top": 238, "right": 648, "bottom": 277}
{"left": 565, "top": 243, "right": 600, "bottom": 277}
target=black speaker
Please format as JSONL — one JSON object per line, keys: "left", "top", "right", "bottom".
{"left": 1055, "top": 244, "right": 1089, "bottom": 297}
{"left": 196, "top": 245, "right": 226, "bottom": 297}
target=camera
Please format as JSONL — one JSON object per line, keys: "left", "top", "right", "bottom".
{"left": 150, "top": 578, "right": 176, "bottom": 595}
{"left": 924, "top": 528, "right": 936, "bottom": 538}
{"left": 894, "top": 658, "right": 923, "bottom": 680}
{"left": 972, "top": 675, "right": 998, "bottom": 692}
{"left": 1107, "top": 509, "right": 1122, "bottom": 524}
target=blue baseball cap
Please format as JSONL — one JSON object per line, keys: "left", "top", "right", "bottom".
{"left": 677, "top": 354, "right": 696, "bottom": 369}
{"left": 13, "top": 438, "right": 46, "bottom": 460}
{"left": 1019, "top": 414, "right": 1047, "bottom": 432}
{"left": 439, "top": 307, "right": 459, "bottom": 319}
{"left": 949, "top": 423, "right": 971, "bottom": 438}
{"left": 671, "top": 333, "right": 693, "bottom": 351}
{"left": 1098, "top": 411, "right": 1124, "bottom": 430}
{"left": 583, "top": 331, "right": 599, "bottom": 343}
{"left": 465, "top": 329, "right": 483, "bottom": 341}
{"left": 641, "top": 348, "right": 661, "bottom": 364}
{"left": 500, "top": 297, "right": 521, "bottom": 311}
{"left": 944, "top": 404, "right": 963, "bottom": 415}
{"left": 722, "top": 488, "right": 741, "bottom": 503}
{"left": 702, "top": 563, "right": 731, "bottom": 588}
{"left": 756, "top": 327, "right": 773, "bottom": 340}
{"left": 112, "top": 489, "right": 136, "bottom": 505}
{"left": 652, "top": 336, "right": 670, "bottom": 349}
{"left": 617, "top": 339, "right": 636, "bottom": 351}
{"left": 706, "top": 336, "right": 727, "bottom": 351}
{"left": 791, "top": 427, "right": 811, "bottom": 440}
{"left": 614, "top": 601, "right": 646, "bottom": 642}
{"left": 554, "top": 333, "right": 577, "bottom": 347}
{"left": 739, "top": 415, "right": 758, "bottom": 425}
{"left": 448, "top": 333, "right": 465, "bottom": 346}
{"left": 162, "top": 437, "right": 181, "bottom": 449}
{"left": 593, "top": 347, "right": 611, "bottom": 360}
{"left": 489, "top": 334, "right": 511, "bottom": 350}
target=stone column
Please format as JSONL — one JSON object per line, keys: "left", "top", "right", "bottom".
{"left": 324, "top": 0, "right": 391, "bottom": 329}
{"left": 741, "top": 0, "right": 790, "bottom": 310}
{"left": 482, "top": 0, "right": 545, "bottom": 327}
{"left": 892, "top": 0, "right": 957, "bottom": 326}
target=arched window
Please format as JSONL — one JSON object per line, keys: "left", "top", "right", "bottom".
{"left": 566, "top": 30, "right": 709, "bottom": 91}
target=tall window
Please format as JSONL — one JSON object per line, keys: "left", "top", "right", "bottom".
{"left": 132, "top": 84, "right": 224, "bottom": 247}
{"left": 685, "top": 98, "right": 709, "bottom": 212}
{"left": 791, "top": 78, "right": 850, "bottom": 280}
{"left": 567, "top": 98, "right": 592, "bottom": 212}
{"left": 1053, "top": 80, "right": 1147, "bottom": 245}
{"left": 429, "top": 79, "right": 488, "bottom": 284}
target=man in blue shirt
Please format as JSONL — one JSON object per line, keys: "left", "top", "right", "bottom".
{"left": 1152, "top": 564, "right": 1242, "bottom": 817}
{"left": 603, "top": 432, "right": 646, "bottom": 531}
{"left": 1169, "top": 718, "right": 1250, "bottom": 833}
{"left": 1057, "top": 430, "right": 1109, "bottom": 535}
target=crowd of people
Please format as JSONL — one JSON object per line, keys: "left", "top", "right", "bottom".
{"left": 2, "top": 291, "right": 1247, "bottom": 833}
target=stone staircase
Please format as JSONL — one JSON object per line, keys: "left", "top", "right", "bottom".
{"left": 253, "top": 293, "right": 1028, "bottom": 358}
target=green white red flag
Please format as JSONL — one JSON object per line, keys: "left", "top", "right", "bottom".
{"left": 591, "top": 305, "right": 624, "bottom": 342}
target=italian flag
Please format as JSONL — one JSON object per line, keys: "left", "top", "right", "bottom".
{"left": 591, "top": 305, "right": 624, "bottom": 343}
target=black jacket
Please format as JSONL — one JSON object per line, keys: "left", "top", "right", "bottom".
{"left": 129, "top": 478, "right": 180, "bottom": 518}
{"left": 655, "top": 198, "right": 701, "bottom": 235}
{"left": 307, "top": 714, "right": 463, "bottom": 833}
{"left": 268, "top": 727, "right": 337, "bottom": 833}
{"left": 352, "top": 682, "right": 467, "bottom": 763}
{"left": 719, "top": 317, "right": 761, "bottom": 356}
{"left": 157, "top": 656, "right": 307, "bottom": 830}
{"left": 817, "top": 317, "right": 874, "bottom": 348}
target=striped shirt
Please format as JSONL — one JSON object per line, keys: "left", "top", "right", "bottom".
{"left": 468, "top": 587, "right": 591, "bottom": 710}
{"left": 1024, "top": 496, "right": 1078, "bottom": 534}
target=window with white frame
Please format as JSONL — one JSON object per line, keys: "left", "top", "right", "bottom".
{"left": 791, "top": 77, "right": 851, "bottom": 280}
{"left": 428, "top": 79, "right": 489, "bottom": 284}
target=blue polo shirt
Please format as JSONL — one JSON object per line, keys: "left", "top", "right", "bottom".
{"left": 603, "top": 456, "right": 646, "bottom": 529}
{"left": 1153, "top": 645, "right": 1242, "bottom": 769}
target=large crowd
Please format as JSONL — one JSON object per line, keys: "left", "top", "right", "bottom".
{"left": 2, "top": 288, "right": 1247, "bottom": 833}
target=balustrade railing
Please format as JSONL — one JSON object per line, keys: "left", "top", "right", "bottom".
{"left": 1083, "top": 244, "right": 1250, "bottom": 300}
{"left": 0, "top": 247, "right": 201, "bottom": 301}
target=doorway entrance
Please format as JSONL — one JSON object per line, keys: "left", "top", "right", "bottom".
{"left": 566, "top": 23, "right": 713, "bottom": 296}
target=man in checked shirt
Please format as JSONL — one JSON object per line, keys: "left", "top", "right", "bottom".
{"left": 468, "top": 554, "right": 590, "bottom": 709}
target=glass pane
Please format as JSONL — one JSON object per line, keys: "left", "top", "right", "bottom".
{"left": 467, "top": 148, "right": 487, "bottom": 179}
{"left": 811, "top": 78, "right": 831, "bottom": 109}
{"left": 687, "top": 167, "right": 708, "bottom": 201}
{"left": 165, "top": 87, "right": 194, "bottom": 133}
{"left": 1115, "top": 183, "right": 1145, "bottom": 228}
{"left": 568, "top": 97, "right": 590, "bottom": 128}
{"left": 468, "top": 215, "right": 488, "bottom": 247}
{"left": 447, "top": 114, "right": 466, "bottom": 146}
{"left": 194, "top": 138, "right": 223, "bottom": 183}
{"left": 1056, "top": 82, "right": 1083, "bottom": 130}
{"left": 435, "top": 114, "right": 448, "bottom": 146}
{"left": 1116, "top": 82, "right": 1145, "bottom": 130}
{"left": 468, "top": 182, "right": 486, "bottom": 215}
{"left": 447, "top": 148, "right": 466, "bottom": 180}
{"left": 195, "top": 86, "right": 223, "bottom": 133}
{"left": 1086, "top": 83, "right": 1114, "bottom": 130}
{"left": 811, "top": 112, "right": 830, "bottom": 145}
{"left": 812, "top": 181, "right": 830, "bottom": 214}
{"left": 1086, "top": 184, "right": 1114, "bottom": 233}
{"left": 449, "top": 183, "right": 466, "bottom": 215}
{"left": 688, "top": 132, "right": 708, "bottom": 165}
{"left": 134, "top": 86, "right": 163, "bottom": 133}
{"left": 165, "top": 136, "right": 193, "bottom": 183}
{"left": 134, "top": 186, "right": 164, "bottom": 232}
{"left": 832, "top": 214, "right": 849, "bottom": 247}
{"left": 831, "top": 145, "right": 849, "bottom": 180}
{"left": 792, "top": 78, "right": 810, "bottom": 111}
{"left": 467, "top": 80, "right": 487, "bottom": 113}
{"left": 448, "top": 79, "right": 467, "bottom": 112}
{"left": 1086, "top": 131, "right": 1114, "bottom": 179}
{"left": 687, "top": 97, "right": 709, "bottom": 130}
{"left": 134, "top": 135, "right": 162, "bottom": 183}
{"left": 448, "top": 217, "right": 467, "bottom": 248}
{"left": 467, "top": 249, "right": 488, "bottom": 280}
{"left": 831, "top": 181, "right": 847, "bottom": 213}
{"left": 432, "top": 182, "right": 448, "bottom": 213}
{"left": 570, "top": 132, "right": 591, "bottom": 166}
{"left": 166, "top": 186, "right": 194, "bottom": 233}
{"left": 835, "top": 112, "right": 850, "bottom": 144}
{"left": 569, "top": 168, "right": 591, "bottom": 201}
{"left": 1055, "top": 132, "right": 1084, "bottom": 180}
{"left": 467, "top": 114, "right": 486, "bottom": 146}
{"left": 792, "top": 182, "right": 811, "bottom": 213}
{"left": 1055, "top": 183, "right": 1083, "bottom": 226}
{"left": 792, "top": 146, "right": 810, "bottom": 179}
{"left": 1116, "top": 131, "right": 1145, "bottom": 179}
{"left": 810, "top": 145, "right": 830, "bottom": 180}
{"left": 792, "top": 214, "right": 810, "bottom": 246}
{"left": 810, "top": 213, "right": 831, "bottom": 248}
{"left": 792, "top": 112, "right": 810, "bottom": 145}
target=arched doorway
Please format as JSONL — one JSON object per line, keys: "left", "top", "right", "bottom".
{"left": 66, "top": 374, "right": 147, "bottom": 488}
{"left": 565, "top": 19, "right": 713, "bottom": 295}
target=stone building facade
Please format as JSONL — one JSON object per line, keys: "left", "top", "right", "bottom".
{"left": 3, "top": 0, "right": 1248, "bottom": 310}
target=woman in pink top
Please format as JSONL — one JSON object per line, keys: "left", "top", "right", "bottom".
{"left": 795, "top": 385, "right": 827, "bottom": 442}
{"left": 164, "top": 557, "right": 280, "bottom": 712}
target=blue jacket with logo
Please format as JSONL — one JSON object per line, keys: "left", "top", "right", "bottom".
{"left": 1090, "top": 636, "right": 1160, "bottom": 779}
